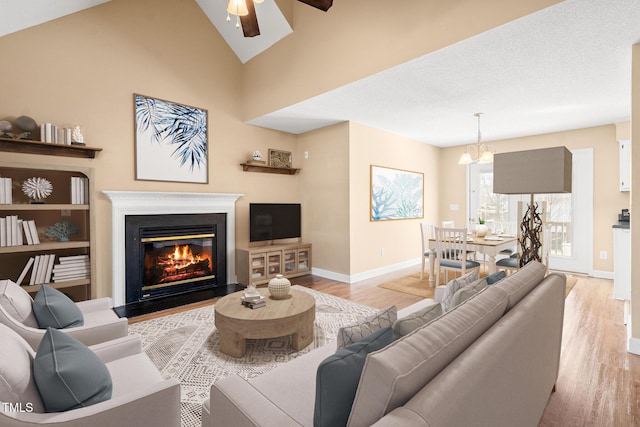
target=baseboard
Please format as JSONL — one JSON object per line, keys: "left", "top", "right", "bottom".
{"left": 628, "top": 322, "right": 640, "bottom": 355}
{"left": 312, "top": 258, "right": 421, "bottom": 284}
{"left": 591, "top": 270, "right": 614, "bottom": 280}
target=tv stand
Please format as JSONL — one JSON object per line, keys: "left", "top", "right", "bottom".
{"left": 236, "top": 243, "right": 311, "bottom": 287}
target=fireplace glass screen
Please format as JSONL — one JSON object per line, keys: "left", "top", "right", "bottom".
{"left": 142, "top": 234, "right": 214, "bottom": 291}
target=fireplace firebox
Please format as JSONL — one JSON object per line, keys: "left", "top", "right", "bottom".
{"left": 125, "top": 213, "right": 227, "bottom": 304}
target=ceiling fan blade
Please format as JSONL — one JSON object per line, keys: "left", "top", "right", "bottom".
{"left": 240, "top": 0, "right": 260, "bottom": 37}
{"left": 297, "top": 0, "right": 333, "bottom": 12}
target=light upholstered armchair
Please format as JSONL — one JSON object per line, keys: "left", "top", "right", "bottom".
{"left": 0, "top": 279, "right": 128, "bottom": 350}
{"left": 0, "top": 324, "right": 181, "bottom": 427}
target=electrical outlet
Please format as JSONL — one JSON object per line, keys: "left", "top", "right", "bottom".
{"left": 304, "top": 151, "right": 309, "bottom": 159}
{"left": 381, "top": 248, "right": 385, "bottom": 256}
{"left": 450, "top": 204, "right": 459, "bottom": 211}
{"left": 599, "top": 251, "right": 607, "bottom": 259}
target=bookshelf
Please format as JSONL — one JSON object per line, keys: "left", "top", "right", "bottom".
{"left": 0, "top": 162, "right": 95, "bottom": 301}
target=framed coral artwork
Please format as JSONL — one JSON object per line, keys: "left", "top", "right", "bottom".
{"left": 134, "top": 94, "right": 208, "bottom": 183}
{"left": 370, "top": 165, "right": 424, "bottom": 221}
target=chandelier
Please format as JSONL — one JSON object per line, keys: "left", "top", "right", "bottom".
{"left": 458, "top": 113, "right": 494, "bottom": 165}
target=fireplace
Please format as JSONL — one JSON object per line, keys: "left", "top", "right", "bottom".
{"left": 124, "top": 213, "right": 226, "bottom": 304}
{"left": 103, "top": 191, "right": 243, "bottom": 308}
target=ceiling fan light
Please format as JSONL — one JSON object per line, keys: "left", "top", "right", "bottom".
{"left": 227, "top": 0, "right": 249, "bottom": 16}
{"left": 458, "top": 151, "right": 473, "bottom": 165}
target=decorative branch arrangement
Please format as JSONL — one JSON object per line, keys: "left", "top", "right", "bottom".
{"left": 518, "top": 202, "right": 543, "bottom": 267}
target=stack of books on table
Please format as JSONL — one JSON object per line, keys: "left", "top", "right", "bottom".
{"left": 52, "top": 255, "right": 90, "bottom": 283}
{"left": 241, "top": 292, "right": 266, "bottom": 309}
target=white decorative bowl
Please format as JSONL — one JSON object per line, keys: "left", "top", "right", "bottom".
{"left": 268, "top": 274, "right": 291, "bottom": 299}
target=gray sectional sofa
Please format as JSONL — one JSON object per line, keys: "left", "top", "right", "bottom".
{"left": 202, "top": 261, "right": 565, "bottom": 427}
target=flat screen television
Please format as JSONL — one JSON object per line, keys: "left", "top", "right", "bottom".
{"left": 250, "top": 203, "right": 301, "bottom": 242}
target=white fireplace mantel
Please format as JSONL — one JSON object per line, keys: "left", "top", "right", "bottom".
{"left": 103, "top": 191, "right": 244, "bottom": 307}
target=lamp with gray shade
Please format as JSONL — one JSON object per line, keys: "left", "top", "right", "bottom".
{"left": 493, "top": 146, "right": 572, "bottom": 266}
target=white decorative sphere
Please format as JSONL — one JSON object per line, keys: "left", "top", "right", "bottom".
{"left": 22, "top": 177, "right": 53, "bottom": 201}
{"left": 252, "top": 150, "right": 262, "bottom": 160}
{"left": 268, "top": 274, "right": 291, "bottom": 299}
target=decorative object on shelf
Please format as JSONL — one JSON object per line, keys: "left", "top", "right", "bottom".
{"left": 370, "top": 165, "right": 424, "bottom": 221}
{"left": 268, "top": 274, "right": 291, "bottom": 299}
{"left": 0, "top": 120, "right": 12, "bottom": 138}
{"left": 246, "top": 150, "right": 266, "bottom": 165}
{"left": 268, "top": 149, "right": 292, "bottom": 168}
{"left": 21, "top": 177, "right": 53, "bottom": 203}
{"left": 493, "top": 146, "right": 572, "bottom": 267}
{"left": 14, "top": 115, "right": 37, "bottom": 140}
{"left": 134, "top": 94, "right": 208, "bottom": 184}
{"left": 458, "top": 113, "right": 494, "bottom": 165}
{"left": 253, "top": 150, "right": 262, "bottom": 161}
{"left": 45, "top": 220, "right": 80, "bottom": 242}
{"left": 71, "top": 125, "right": 85, "bottom": 145}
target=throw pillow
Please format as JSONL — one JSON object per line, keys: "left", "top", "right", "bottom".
{"left": 486, "top": 270, "right": 507, "bottom": 285}
{"left": 392, "top": 303, "right": 443, "bottom": 338}
{"left": 0, "top": 279, "right": 38, "bottom": 327}
{"left": 0, "top": 324, "right": 44, "bottom": 413}
{"left": 33, "top": 327, "right": 112, "bottom": 412}
{"left": 440, "top": 271, "right": 479, "bottom": 312}
{"left": 336, "top": 305, "right": 396, "bottom": 349}
{"left": 32, "top": 284, "right": 84, "bottom": 329}
{"left": 450, "top": 278, "right": 488, "bottom": 308}
{"left": 314, "top": 326, "right": 394, "bottom": 427}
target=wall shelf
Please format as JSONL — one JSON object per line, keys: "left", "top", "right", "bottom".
{"left": 0, "top": 137, "right": 102, "bottom": 159}
{"left": 240, "top": 163, "right": 300, "bottom": 175}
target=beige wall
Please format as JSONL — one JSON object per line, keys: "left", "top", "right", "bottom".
{"left": 297, "top": 123, "right": 351, "bottom": 275}
{"left": 348, "top": 122, "right": 440, "bottom": 276}
{"left": 242, "top": 0, "right": 562, "bottom": 121}
{"left": 0, "top": 0, "right": 299, "bottom": 298}
{"left": 441, "top": 125, "right": 627, "bottom": 273}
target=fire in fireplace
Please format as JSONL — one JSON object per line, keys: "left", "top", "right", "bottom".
{"left": 125, "top": 213, "right": 227, "bottom": 304}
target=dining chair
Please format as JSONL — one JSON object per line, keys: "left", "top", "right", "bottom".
{"left": 441, "top": 220, "right": 476, "bottom": 262}
{"left": 434, "top": 226, "right": 481, "bottom": 286}
{"left": 420, "top": 222, "right": 435, "bottom": 280}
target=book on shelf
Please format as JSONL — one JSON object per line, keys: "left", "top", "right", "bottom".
{"left": 27, "top": 220, "right": 40, "bottom": 245}
{"left": 0, "top": 177, "right": 12, "bottom": 204}
{"left": 44, "top": 254, "right": 55, "bottom": 284}
{"left": 16, "top": 257, "right": 34, "bottom": 285}
{"left": 70, "top": 177, "right": 89, "bottom": 205}
{"left": 52, "top": 261, "right": 90, "bottom": 272}
{"left": 29, "top": 255, "right": 40, "bottom": 286}
{"left": 22, "top": 220, "right": 33, "bottom": 245}
{"left": 58, "top": 254, "right": 89, "bottom": 263}
{"left": 0, "top": 217, "right": 5, "bottom": 247}
{"left": 16, "top": 219, "right": 23, "bottom": 246}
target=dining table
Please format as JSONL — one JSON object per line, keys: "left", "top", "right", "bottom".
{"left": 427, "top": 235, "right": 518, "bottom": 287}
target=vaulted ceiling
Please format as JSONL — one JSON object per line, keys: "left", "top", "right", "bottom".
{"left": 3, "top": 0, "right": 640, "bottom": 146}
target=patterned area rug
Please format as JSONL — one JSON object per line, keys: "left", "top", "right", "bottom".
{"left": 127, "top": 285, "right": 376, "bottom": 427}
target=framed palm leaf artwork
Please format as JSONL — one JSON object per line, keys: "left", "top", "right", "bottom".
{"left": 370, "top": 165, "right": 424, "bottom": 221}
{"left": 134, "top": 94, "right": 208, "bottom": 183}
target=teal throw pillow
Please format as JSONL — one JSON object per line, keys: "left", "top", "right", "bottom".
{"left": 486, "top": 270, "right": 507, "bottom": 285}
{"left": 392, "top": 303, "right": 443, "bottom": 338}
{"left": 314, "top": 326, "right": 394, "bottom": 427}
{"left": 32, "top": 284, "right": 84, "bottom": 329}
{"left": 33, "top": 327, "right": 112, "bottom": 412}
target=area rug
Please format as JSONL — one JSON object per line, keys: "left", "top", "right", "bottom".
{"left": 377, "top": 273, "right": 435, "bottom": 299}
{"left": 127, "top": 285, "right": 377, "bottom": 427}
{"left": 379, "top": 271, "right": 578, "bottom": 299}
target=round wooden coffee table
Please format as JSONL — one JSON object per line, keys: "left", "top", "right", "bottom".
{"left": 214, "top": 288, "right": 315, "bottom": 358}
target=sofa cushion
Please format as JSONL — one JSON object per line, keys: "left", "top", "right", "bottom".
{"left": 441, "top": 271, "right": 479, "bottom": 311}
{"left": 392, "top": 302, "right": 442, "bottom": 338}
{"left": 314, "top": 326, "right": 393, "bottom": 427}
{"left": 450, "top": 278, "right": 488, "bottom": 308}
{"left": 33, "top": 327, "right": 112, "bottom": 412}
{"left": 493, "top": 260, "right": 546, "bottom": 310}
{"left": 0, "top": 279, "right": 38, "bottom": 327}
{"left": 347, "top": 285, "right": 509, "bottom": 427}
{"left": 0, "top": 324, "right": 44, "bottom": 413}
{"left": 485, "top": 270, "right": 507, "bottom": 285}
{"left": 32, "top": 284, "right": 84, "bottom": 329}
{"left": 336, "top": 305, "right": 396, "bottom": 349}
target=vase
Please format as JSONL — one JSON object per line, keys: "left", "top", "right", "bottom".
{"left": 268, "top": 274, "right": 291, "bottom": 299}
{"left": 475, "top": 224, "right": 488, "bottom": 238}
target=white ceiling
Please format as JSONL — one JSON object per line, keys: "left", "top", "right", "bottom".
{"left": 250, "top": 0, "right": 640, "bottom": 147}
{"left": 2, "top": 0, "right": 640, "bottom": 147}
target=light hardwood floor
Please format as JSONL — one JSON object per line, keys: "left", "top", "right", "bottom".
{"left": 129, "top": 268, "right": 640, "bottom": 426}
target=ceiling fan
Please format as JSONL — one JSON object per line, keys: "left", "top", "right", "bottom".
{"left": 227, "top": 0, "right": 333, "bottom": 38}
